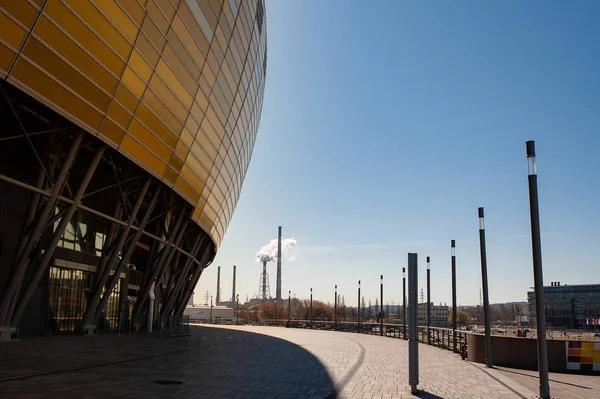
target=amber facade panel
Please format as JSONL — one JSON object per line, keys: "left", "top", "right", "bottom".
{"left": 0, "top": 0, "right": 267, "bottom": 246}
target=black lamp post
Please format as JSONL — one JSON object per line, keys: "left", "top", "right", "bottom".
{"left": 210, "top": 295, "right": 213, "bottom": 324}
{"left": 334, "top": 285, "right": 338, "bottom": 326}
{"left": 526, "top": 140, "right": 550, "bottom": 399}
{"left": 427, "top": 256, "right": 431, "bottom": 345}
{"left": 288, "top": 290, "right": 291, "bottom": 325}
{"left": 451, "top": 240, "right": 457, "bottom": 353}
{"left": 380, "top": 275, "right": 384, "bottom": 336}
{"left": 403, "top": 267, "right": 406, "bottom": 340}
{"left": 236, "top": 294, "right": 239, "bottom": 325}
{"left": 478, "top": 207, "right": 493, "bottom": 368}
{"left": 310, "top": 288, "right": 313, "bottom": 328}
{"left": 357, "top": 280, "right": 361, "bottom": 328}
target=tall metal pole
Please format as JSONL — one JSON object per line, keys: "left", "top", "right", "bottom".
{"left": 478, "top": 207, "right": 493, "bottom": 368}
{"left": 216, "top": 266, "right": 221, "bottom": 306}
{"left": 408, "top": 253, "right": 419, "bottom": 394}
{"left": 288, "top": 290, "right": 291, "bottom": 325}
{"left": 357, "top": 280, "right": 361, "bottom": 327}
{"left": 236, "top": 294, "right": 239, "bottom": 324}
{"left": 427, "top": 257, "right": 431, "bottom": 345}
{"left": 526, "top": 140, "right": 550, "bottom": 399}
{"left": 334, "top": 285, "right": 338, "bottom": 326}
{"left": 380, "top": 275, "right": 384, "bottom": 336}
{"left": 210, "top": 295, "right": 213, "bottom": 323}
{"left": 232, "top": 265, "right": 236, "bottom": 306}
{"left": 403, "top": 267, "right": 406, "bottom": 340}
{"left": 451, "top": 240, "right": 457, "bottom": 353}
{"left": 276, "top": 226, "right": 282, "bottom": 302}
{"left": 274, "top": 299, "right": 278, "bottom": 321}
{"left": 310, "top": 288, "right": 313, "bottom": 328}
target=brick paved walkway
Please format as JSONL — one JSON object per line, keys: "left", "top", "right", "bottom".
{"left": 0, "top": 325, "right": 588, "bottom": 398}
{"left": 493, "top": 366, "right": 600, "bottom": 399}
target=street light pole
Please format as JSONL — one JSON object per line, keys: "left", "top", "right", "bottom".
{"left": 334, "top": 285, "right": 338, "bottom": 327}
{"left": 310, "top": 288, "right": 313, "bottom": 328}
{"left": 210, "top": 295, "right": 213, "bottom": 324}
{"left": 526, "top": 140, "right": 550, "bottom": 399}
{"left": 288, "top": 290, "right": 291, "bottom": 325}
{"left": 357, "top": 280, "right": 361, "bottom": 328}
{"left": 478, "top": 207, "right": 493, "bottom": 368}
{"left": 380, "top": 275, "right": 384, "bottom": 336}
{"left": 274, "top": 299, "right": 277, "bottom": 322}
{"left": 236, "top": 294, "right": 239, "bottom": 325}
{"left": 427, "top": 256, "right": 431, "bottom": 345}
{"left": 451, "top": 240, "right": 457, "bottom": 353}
{"left": 403, "top": 267, "right": 406, "bottom": 340}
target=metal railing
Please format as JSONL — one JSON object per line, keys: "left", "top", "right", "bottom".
{"left": 161, "top": 315, "right": 190, "bottom": 337}
{"left": 262, "top": 319, "right": 468, "bottom": 354}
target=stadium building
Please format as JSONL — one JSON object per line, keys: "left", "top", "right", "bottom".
{"left": 0, "top": 0, "right": 266, "bottom": 338}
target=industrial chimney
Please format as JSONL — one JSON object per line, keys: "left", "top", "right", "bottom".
{"left": 262, "top": 260, "right": 268, "bottom": 301}
{"left": 276, "top": 226, "right": 282, "bottom": 302}
{"left": 216, "top": 266, "right": 221, "bottom": 306}
{"left": 232, "top": 265, "right": 236, "bottom": 304}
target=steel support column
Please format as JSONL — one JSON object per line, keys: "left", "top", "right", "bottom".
{"left": 0, "top": 173, "right": 202, "bottom": 265}
{"left": 92, "top": 178, "right": 157, "bottom": 324}
{"left": 94, "top": 202, "right": 124, "bottom": 281}
{"left": 0, "top": 133, "right": 83, "bottom": 325}
{"left": 10, "top": 144, "right": 105, "bottom": 325}
{"left": 133, "top": 205, "right": 189, "bottom": 323}
{"left": 161, "top": 234, "right": 204, "bottom": 321}
{"left": 81, "top": 180, "right": 148, "bottom": 329}
{"left": 174, "top": 246, "right": 211, "bottom": 316}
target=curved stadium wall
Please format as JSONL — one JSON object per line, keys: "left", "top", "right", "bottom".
{"left": 0, "top": 0, "right": 266, "bottom": 335}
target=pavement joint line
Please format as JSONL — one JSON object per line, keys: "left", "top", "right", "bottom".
{"left": 0, "top": 344, "right": 204, "bottom": 383}
{"left": 465, "top": 361, "right": 537, "bottom": 399}
{"left": 326, "top": 336, "right": 366, "bottom": 399}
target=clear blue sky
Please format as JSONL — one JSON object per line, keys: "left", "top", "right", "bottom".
{"left": 195, "top": 0, "right": 600, "bottom": 308}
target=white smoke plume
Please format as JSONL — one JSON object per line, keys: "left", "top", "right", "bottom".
{"left": 256, "top": 238, "right": 298, "bottom": 263}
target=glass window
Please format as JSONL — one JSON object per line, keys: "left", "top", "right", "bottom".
{"left": 93, "top": 0, "right": 138, "bottom": 42}
{"left": 121, "top": 135, "right": 167, "bottom": 176}
{"left": 64, "top": 0, "right": 131, "bottom": 59}
{"left": 184, "top": 0, "right": 214, "bottom": 42}
{"left": 12, "top": 58, "right": 103, "bottom": 129}
{"left": 34, "top": 16, "right": 119, "bottom": 94}
{"left": 166, "top": 29, "right": 201, "bottom": 79}
{"left": 141, "top": 17, "right": 166, "bottom": 52}
{"left": 147, "top": 0, "right": 169, "bottom": 33}
{"left": 128, "top": 118, "right": 172, "bottom": 161}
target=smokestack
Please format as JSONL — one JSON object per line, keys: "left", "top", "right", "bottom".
{"left": 262, "top": 261, "right": 267, "bottom": 301}
{"left": 216, "top": 266, "right": 221, "bottom": 306}
{"left": 232, "top": 265, "right": 236, "bottom": 304}
{"left": 276, "top": 226, "right": 282, "bottom": 301}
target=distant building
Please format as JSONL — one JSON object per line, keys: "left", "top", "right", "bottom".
{"left": 528, "top": 283, "right": 600, "bottom": 329}
{"left": 417, "top": 302, "right": 449, "bottom": 327}
{"left": 184, "top": 306, "right": 234, "bottom": 322}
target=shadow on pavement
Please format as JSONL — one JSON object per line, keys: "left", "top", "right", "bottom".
{"left": 0, "top": 325, "right": 336, "bottom": 398}
{"left": 497, "top": 367, "right": 593, "bottom": 390}
{"left": 416, "top": 391, "right": 444, "bottom": 399}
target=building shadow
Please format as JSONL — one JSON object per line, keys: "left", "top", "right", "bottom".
{"left": 0, "top": 325, "right": 336, "bottom": 398}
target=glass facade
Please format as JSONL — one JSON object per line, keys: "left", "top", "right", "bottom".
{"left": 48, "top": 266, "right": 120, "bottom": 332}
{"left": 528, "top": 284, "right": 600, "bottom": 329}
{"left": 0, "top": 0, "right": 267, "bottom": 247}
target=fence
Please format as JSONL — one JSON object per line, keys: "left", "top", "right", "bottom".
{"left": 261, "top": 319, "right": 467, "bottom": 354}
